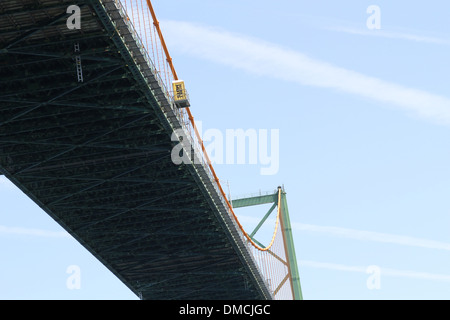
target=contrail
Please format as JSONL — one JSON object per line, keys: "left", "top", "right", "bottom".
{"left": 161, "top": 20, "right": 450, "bottom": 125}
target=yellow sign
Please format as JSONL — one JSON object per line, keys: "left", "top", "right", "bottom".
{"left": 172, "top": 80, "right": 187, "bottom": 102}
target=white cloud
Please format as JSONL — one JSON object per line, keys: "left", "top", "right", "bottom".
{"left": 300, "top": 260, "right": 450, "bottom": 283}
{"left": 327, "top": 26, "right": 450, "bottom": 45}
{"left": 0, "top": 225, "right": 70, "bottom": 238}
{"left": 283, "top": 12, "right": 450, "bottom": 45}
{"left": 292, "top": 222, "right": 450, "bottom": 251}
{"left": 237, "top": 214, "right": 450, "bottom": 251}
{"left": 161, "top": 20, "right": 450, "bottom": 125}
{"left": 300, "top": 260, "right": 366, "bottom": 273}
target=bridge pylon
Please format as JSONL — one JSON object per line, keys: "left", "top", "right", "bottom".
{"left": 232, "top": 186, "right": 303, "bottom": 300}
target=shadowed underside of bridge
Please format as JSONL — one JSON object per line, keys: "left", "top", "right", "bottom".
{"left": 0, "top": 0, "right": 272, "bottom": 299}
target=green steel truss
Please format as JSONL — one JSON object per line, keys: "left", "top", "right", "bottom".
{"left": 232, "top": 187, "right": 303, "bottom": 300}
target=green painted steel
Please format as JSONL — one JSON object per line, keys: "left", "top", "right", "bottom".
{"left": 231, "top": 193, "right": 277, "bottom": 208}
{"left": 279, "top": 188, "right": 303, "bottom": 300}
{"left": 249, "top": 202, "right": 277, "bottom": 238}
{"left": 232, "top": 187, "right": 303, "bottom": 300}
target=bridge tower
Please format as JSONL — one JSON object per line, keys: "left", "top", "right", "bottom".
{"left": 232, "top": 187, "right": 303, "bottom": 300}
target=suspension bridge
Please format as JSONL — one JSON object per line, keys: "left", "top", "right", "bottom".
{"left": 0, "top": 0, "right": 303, "bottom": 300}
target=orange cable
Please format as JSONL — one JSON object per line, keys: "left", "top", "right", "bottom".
{"left": 143, "top": 0, "right": 281, "bottom": 252}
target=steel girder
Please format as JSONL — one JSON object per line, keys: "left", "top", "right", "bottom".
{"left": 0, "top": 0, "right": 270, "bottom": 299}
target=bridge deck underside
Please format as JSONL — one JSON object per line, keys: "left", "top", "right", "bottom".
{"left": 0, "top": 0, "right": 266, "bottom": 299}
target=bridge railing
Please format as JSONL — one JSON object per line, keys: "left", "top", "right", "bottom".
{"left": 108, "top": 0, "right": 298, "bottom": 299}
{"left": 114, "top": 0, "right": 204, "bottom": 164}
{"left": 113, "top": 0, "right": 236, "bottom": 222}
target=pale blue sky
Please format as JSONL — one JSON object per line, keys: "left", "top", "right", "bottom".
{"left": 1, "top": 1, "right": 450, "bottom": 299}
